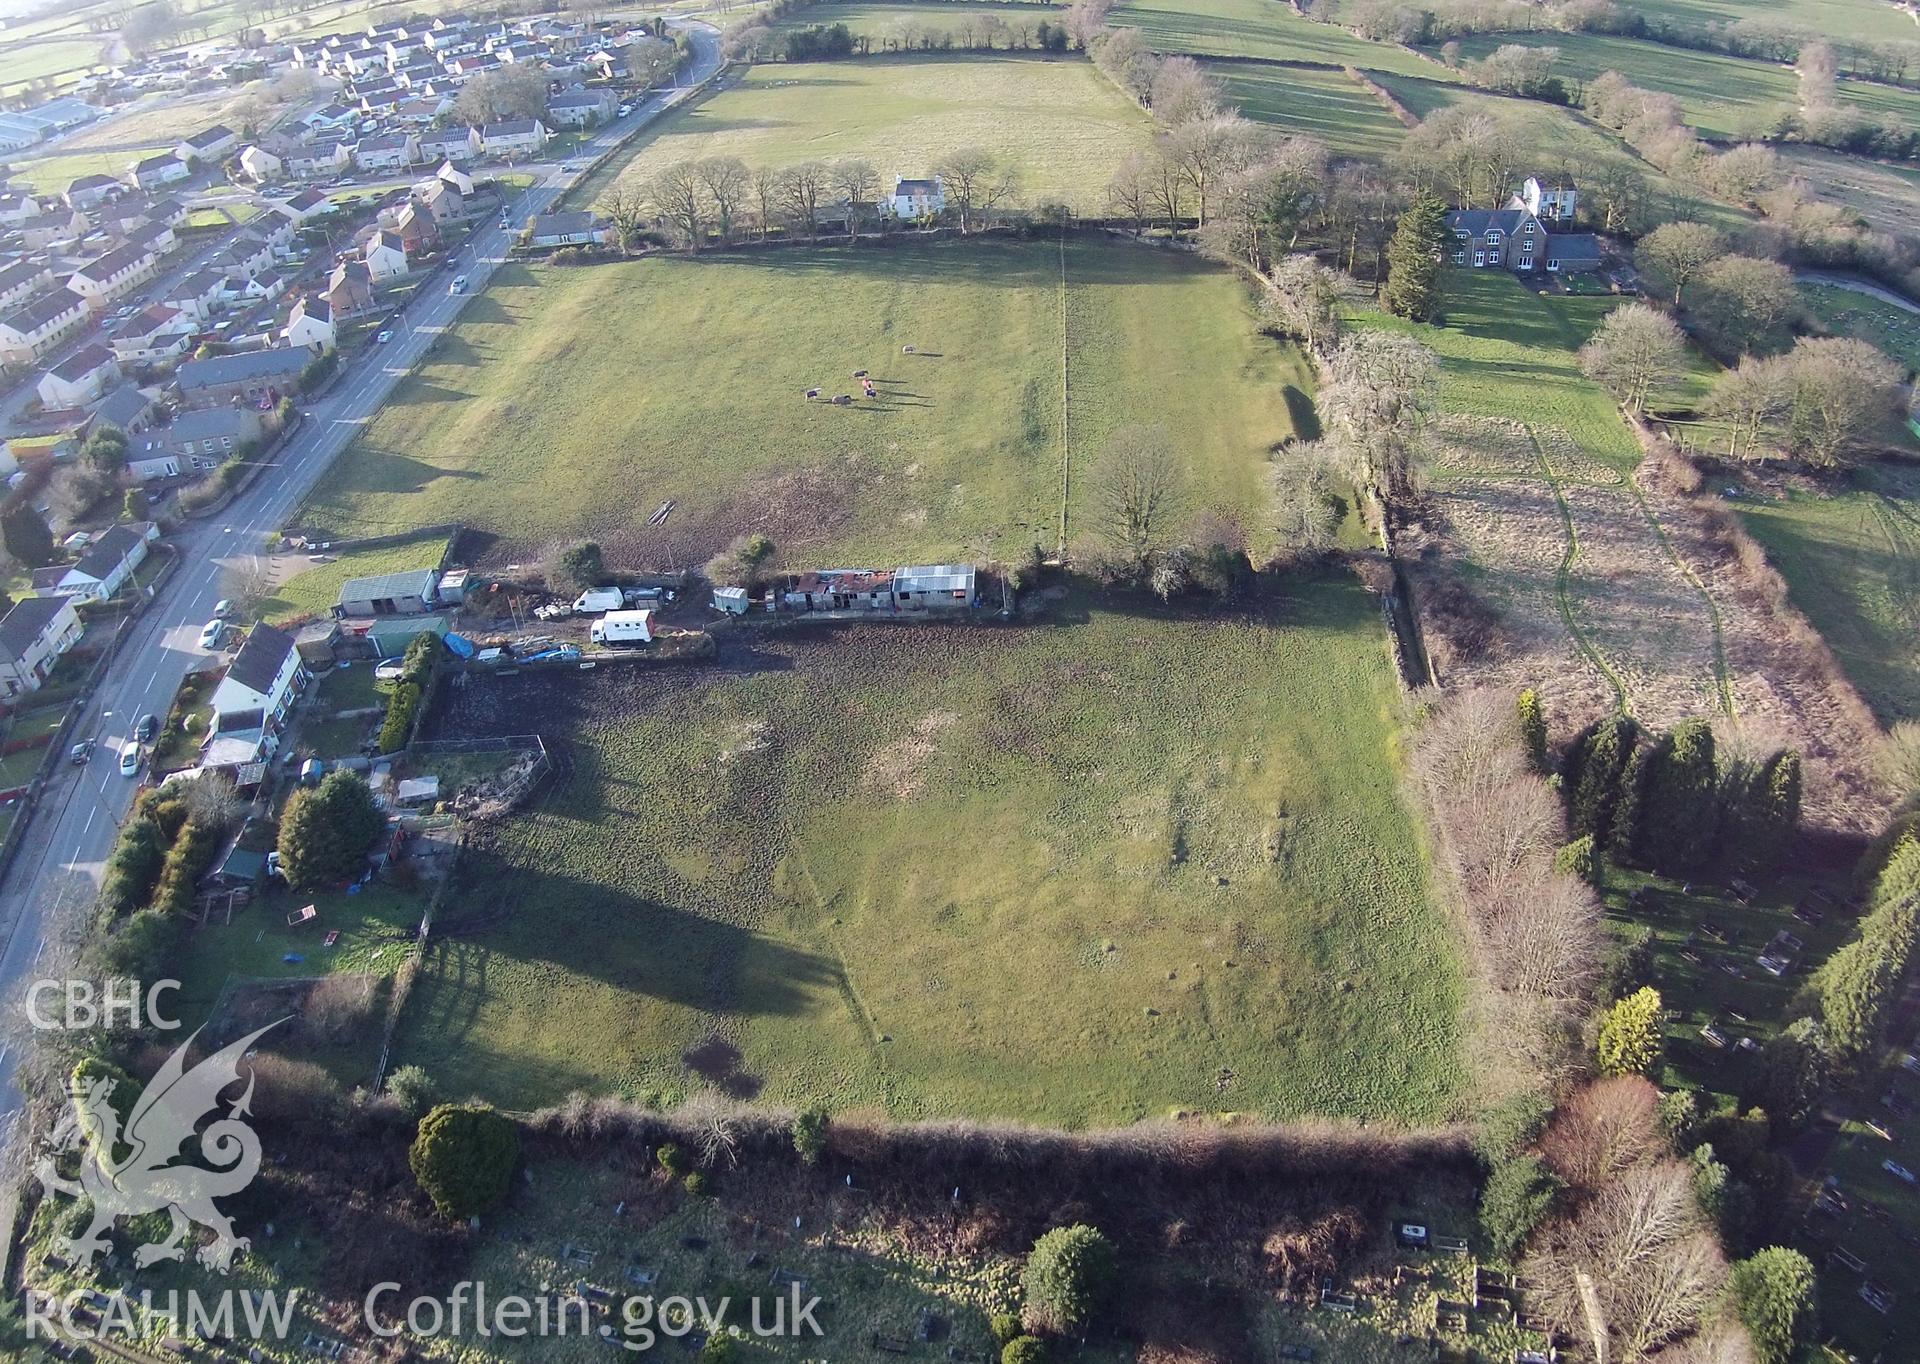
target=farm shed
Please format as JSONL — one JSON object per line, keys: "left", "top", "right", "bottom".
{"left": 294, "top": 619, "right": 342, "bottom": 666}
{"left": 335, "top": 568, "right": 439, "bottom": 618}
{"left": 364, "top": 614, "right": 448, "bottom": 657}
{"left": 892, "top": 563, "right": 976, "bottom": 610}
{"left": 783, "top": 569, "right": 894, "bottom": 613}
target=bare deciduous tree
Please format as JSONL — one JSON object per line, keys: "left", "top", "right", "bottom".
{"left": 933, "top": 148, "right": 1020, "bottom": 232}
{"left": 695, "top": 156, "right": 750, "bottom": 244}
{"left": 777, "top": 161, "right": 829, "bottom": 239}
{"left": 828, "top": 157, "right": 878, "bottom": 242}
{"left": 1578, "top": 302, "right": 1686, "bottom": 415}
{"left": 1321, "top": 330, "right": 1439, "bottom": 504}
{"left": 645, "top": 161, "right": 707, "bottom": 251}
{"left": 1089, "top": 423, "right": 1183, "bottom": 567}
{"left": 598, "top": 183, "right": 651, "bottom": 252}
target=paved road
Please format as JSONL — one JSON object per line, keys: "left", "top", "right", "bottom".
{"left": 0, "top": 21, "right": 720, "bottom": 1127}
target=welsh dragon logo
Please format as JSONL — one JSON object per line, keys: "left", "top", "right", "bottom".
{"left": 34, "top": 1024, "right": 280, "bottom": 1274}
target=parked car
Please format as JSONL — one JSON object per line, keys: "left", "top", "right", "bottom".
{"left": 61, "top": 531, "right": 92, "bottom": 550}
{"left": 374, "top": 658, "right": 406, "bottom": 681}
{"left": 69, "top": 740, "right": 93, "bottom": 765}
{"left": 135, "top": 713, "right": 158, "bottom": 743}
{"left": 265, "top": 850, "right": 282, "bottom": 880}
{"left": 118, "top": 745, "right": 141, "bottom": 777}
{"left": 198, "top": 619, "right": 225, "bottom": 649}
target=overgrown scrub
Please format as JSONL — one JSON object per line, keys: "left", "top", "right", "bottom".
{"left": 1413, "top": 687, "right": 1603, "bottom": 1083}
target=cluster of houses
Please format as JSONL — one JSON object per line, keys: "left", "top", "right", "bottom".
{"left": 0, "top": 520, "right": 162, "bottom": 699}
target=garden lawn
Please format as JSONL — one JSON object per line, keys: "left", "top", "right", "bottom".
{"left": 1737, "top": 464, "right": 1920, "bottom": 725}
{"left": 578, "top": 54, "right": 1151, "bottom": 215}
{"left": 299, "top": 238, "right": 1315, "bottom": 569}
{"left": 257, "top": 534, "right": 451, "bottom": 626}
{"left": 396, "top": 587, "right": 1467, "bottom": 1125}
{"left": 1117, "top": 0, "right": 1456, "bottom": 77}
{"left": 1369, "top": 74, "right": 1751, "bottom": 232}
{"left": 1210, "top": 59, "right": 1410, "bottom": 158}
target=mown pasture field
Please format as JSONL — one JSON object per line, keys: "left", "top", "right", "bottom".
{"left": 773, "top": 0, "right": 1066, "bottom": 42}
{"left": 299, "top": 238, "right": 1314, "bottom": 569}
{"left": 1737, "top": 464, "right": 1920, "bottom": 725}
{"left": 1210, "top": 58, "right": 1410, "bottom": 158}
{"left": 6, "top": 146, "right": 171, "bottom": 194}
{"left": 397, "top": 591, "right": 1467, "bottom": 1125}
{"left": 1369, "top": 75, "right": 1752, "bottom": 231}
{"left": 577, "top": 54, "right": 1150, "bottom": 215}
{"left": 1116, "top": 0, "right": 1456, "bottom": 77}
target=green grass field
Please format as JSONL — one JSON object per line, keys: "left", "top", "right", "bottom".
{"left": 1210, "top": 58, "right": 1410, "bottom": 157}
{"left": 776, "top": 0, "right": 1066, "bottom": 41}
{"left": 0, "top": 35, "right": 97, "bottom": 90}
{"left": 258, "top": 534, "right": 451, "bottom": 626}
{"left": 52, "top": 90, "right": 239, "bottom": 153}
{"left": 1370, "top": 74, "right": 1751, "bottom": 232}
{"left": 397, "top": 588, "right": 1466, "bottom": 1124}
{"left": 1628, "top": 0, "right": 1920, "bottom": 45}
{"left": 1117, "top": 0, "right": 1457, "bottom": 77}
{"left": 1445, "top": 31, "right": 1798, "bottom": 139}
{"left": 1801, "top": 282, "right": 1920, "bottom": 373}
{"left": 1737, "top": 464, "right": 1920, "bottom": 725}
{"left": 579, "top": 55, "right": 1150, "bottom": 215}
{"left": 6, "top": 146, "right": 171, "bottom": 194}
{"left": 299, "top": 238, "right": 1314, "bottom": 569}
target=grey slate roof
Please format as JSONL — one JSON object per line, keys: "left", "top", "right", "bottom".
{"left": 339, "top": 567, "right": 437, "bottom": 605}
{"left": 225, "top": 622, "right": 297, "bottom": 695}
{"left": 176, "top": 347, "right": 308, "bottom": 392}
{"left": 1545, "top": 233, "right": 1603, "bottom": 263}
{"left": 0, "top": 594, "right": 73, "bottom": 659}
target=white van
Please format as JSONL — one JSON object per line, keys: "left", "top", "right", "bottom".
{"left": 571, "top": 587, "right": 624, "bottom": 614}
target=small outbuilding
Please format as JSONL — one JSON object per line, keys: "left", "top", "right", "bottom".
{"left": 335, "top": 568, "right": 438, "bottom": 618}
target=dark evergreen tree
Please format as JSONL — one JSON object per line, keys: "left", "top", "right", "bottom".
{"left": 1385, "top": 189, "right": 1448, "bottom": 322}
{"left": 1568, "top": 713, "right": 1636, "bottom": 844}
{"left": 1638, "top": 719, "right": 1719, "bottom": 874}
{"left": 2, "top": 503, "right": 55, "bottom": 568}
{"left": 1517, "top": 688, "right": 1548, "bottom": 773}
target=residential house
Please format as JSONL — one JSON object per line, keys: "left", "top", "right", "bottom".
{"left": 882, "top": 176, "right": 944, "bottom": 220}
{"left": 213, "top": 234, "right": 274, "bottom": 283}
{"left": 363, "top": 229, "right": 408, "bottom": 280}
{"left": 123, "top": 218, "right": 177, "bottom": 256}
{"left": 546, "top": 87, "right": 615, "bottom": 128}
{"left": 418, "top": 126, "right": 480, "bottom": 163}
{"left": 283, "top": 295, "right": 335, "bottom": 350}
{"left": 36, "top": 343, "right": 120, "bottom": 409}
{"left": 174, "top": 346, "right": 308, "bottom": 408}
{"left": 0, "top": 260, "right": 52, "bottom": 312}
{"left": 126, "top": 152, "right": 189, "bottom": 190}
{"left": 17, "top": 208, "right": 88, "bottom": 251}
{"left": 286, "top": 139, "right": 350, "bottom": 178}
{"left": 325, "top": 259, "right": 376, "bottom": 317}
{"left": 0, "top": 190, "right": 38, "bottom": 226}
{"left": 108, "top": 302, "right": 192, "bottom": 364}
{"left": 302, "top": 102, "right": 359, "bottom": 131}
{"left": 416, "top": 176, "right": 462, "bottom": 225}
{"left": 0, "top": 594, "right": 82, "bottom": 698}
{"left": 334, "top": 567, "right": 438, "bottom": 617}
{"left": 63, "top": 173, "right": 120, "bottom": 210}
{"left": 392, "top": 95, "right": 448, "bottom": 124}
{"left": 127, "top": 406, "right": 262, "bottom": 480}
{"left": 164, "top": 269, "right": 225, "bottom": 321}
{"left": 0, "top": 288, "right": 89, "bottom": 366}
{"left": 66, "top": 244, "right": 159, "bottom": 310}
{"left": 238, "top": 143, "right": 285, "bottom": 182}
{"left": 174, "top": 124, "right": 237, "bottom": 164}
{"left": 480, "top": 118, "right": 548, "bottom": 158}
{"left": 238, "top": 267, "right": 290, "bottom": 303}
{"left": 30, "top": 522, "right": 156, "bottom": 602}
{"left": 210, "top": 622, "right": 308, "bottom": 736}
{"left": 274, "top": 187, "right": 334, "bottom": 227}
{"left": 1443, "top": 206, "right": 1602, "bottom": 274}
{"left": 435, "top": 159, "right": 475, "bottom": 195}
{"left": 524, "top": 210, "right": 606, "bottom": 248}
{"left": 246, "top": 215, "right": 294, "bottom": 253}
{"left": 353, "top": 130, "right": 419, "bottom": 171}
{"left": 1513, "top": 175, "right": 1577, "bottom": 224}
{"left": 357, "top": 87, "right": 402, "bottom": 118}
{"left": 391, "top": 200, "right": 437, "bottom": 251}
{"left": 93, "top": 383, "right": 158, "bottom": 435}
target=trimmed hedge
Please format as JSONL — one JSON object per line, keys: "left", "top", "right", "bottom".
{"left": 150, "top": 819, "right": 223, "bottom": 917}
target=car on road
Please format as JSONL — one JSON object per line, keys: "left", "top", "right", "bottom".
{"left": 118, "top": 745, "right": 141, "bottom": 778}
{"left": 499, "top": 214, "right": 510, "bottom": 228}
{"left": 561, "top": 163, "right": 579, "bottom": 172}
{"left": 1887, "top": 1159, "right": 1918, "bottom": 1185}
{"left": 450, "top": 274, "right": 468, "bottom": 294}
{"left": 213, "top": 598, "right": 234, "bottom": 619}
{"left": 377, "top": 329, "right": 392, "bottom": 343}
{"left": 69, "top": 740, "right": 93, "bottom": 766}
{"left": 134, "top": 713, "right": 158, "bottom": 743}
{"left": 198, "top": 619, "right": 225, "bottom": 649}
